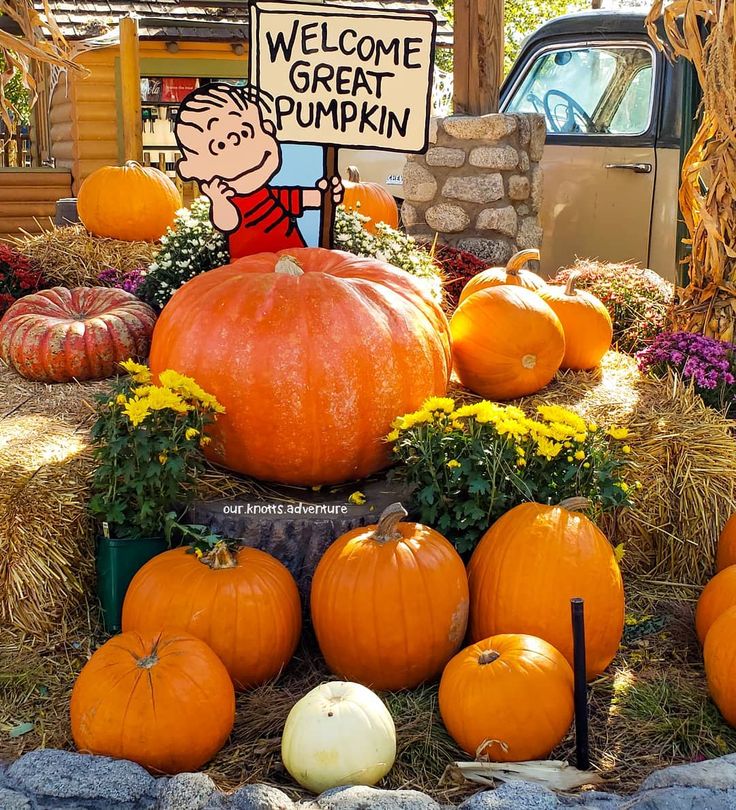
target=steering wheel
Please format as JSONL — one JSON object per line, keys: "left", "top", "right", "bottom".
{"left": 525, "top": 92, "right": 546, "bottom": 115}
{"left": 543, "top": 90, "right": 596, "bottom": 134}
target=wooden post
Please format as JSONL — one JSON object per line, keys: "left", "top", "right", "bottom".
{"left": 119, "top": 15, "right": 143, "bottom": 163}
{"left": 453, "top": 0, "right": 505, "bottom": 115}
{"left": 571, "top": 598, "right": 590, "bottom": 770}
{"left": 319, "top": 145, "right": 339, "bottom": 249}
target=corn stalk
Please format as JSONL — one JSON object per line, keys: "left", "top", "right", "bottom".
{"left": 0, "top": 0, "right": 85, "bottom": 135}
{"left": 646, "top": 1, "right": 736, "bottom": 339}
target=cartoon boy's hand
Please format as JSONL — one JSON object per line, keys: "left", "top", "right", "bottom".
{"left": 318, "top": 176, "right": 344, "bottom": 205}
{"left": 201, "top": 177, "right": 236, "bottom": 202}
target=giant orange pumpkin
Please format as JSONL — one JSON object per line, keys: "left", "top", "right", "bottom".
{"left": 468, "top": 498, "right": 624, "bottom": 680}
{"left": 538, "top": 273, "right": 612, "bottom": 370}
{"left": 70, "top": 630, "right": 235, "bottom": 773}
{"left": 450, "top": 285, "right": 565, "bottom": 400}
{"left": 311, "top": 503, "right": 469, "bottom": 690}
{"left": 695, "top": 564, "right": 736, "bottom": 644}
{"left": 0, "top": 287, "right": 157, "bottom": 382}
{"left": 704, "top": 606, "right": 736, "bottom": 725}
{"left": 439, "top": 634, "right": 574, "bottom": 761}
{"left": 342, "top": 166, "right": 399, "bottom": 234}
{"left": 149, "top": 249, "right": 452, "bottom": 485}
{"left": 77, "top": 161, "right": 181, "bottom": 242}
{"left": 717, "top": 515, "right": 736, "bottom": 572}
{"left": 458, "top": 249, "right": 545, "bottom": 304}
{"left": 122, "top": 544, "right": 301, "bottom": 690}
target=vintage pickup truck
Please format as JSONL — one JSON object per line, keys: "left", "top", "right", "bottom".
{"left": 350, "top": 9, "right": 696, "bottom": 283}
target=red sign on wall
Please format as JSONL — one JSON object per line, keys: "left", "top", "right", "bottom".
{"left": 161, "top": 78, "right": 198, "bottom": 103}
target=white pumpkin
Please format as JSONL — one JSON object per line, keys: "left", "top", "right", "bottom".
{"left": 281, "top": 680, "right": 397, "bottom": 793}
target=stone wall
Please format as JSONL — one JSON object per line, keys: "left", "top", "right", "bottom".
{"left": 402, "top": 112, "right": 545, "bottom": 265}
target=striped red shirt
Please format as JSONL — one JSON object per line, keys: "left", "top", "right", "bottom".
{"left": 228, "top": 186, "right": 306, "bottom": 258}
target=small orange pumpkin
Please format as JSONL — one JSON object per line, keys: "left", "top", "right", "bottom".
{"left": 458, "top": 249, "right": 545, "bottom": 304}
{"left": 717, "top": 515, "right": 736, "bottom": 572}
{"left": 704, "top": 606, "right": 736, "bottom": 725}
{"left": 70, "top": 630, "right": 235, "bottom": 773}
{"left": 538, "top": 273, "right": 612, "bottom": 370}
{"left": 342, "top": 166, "right": 399, "bottom": 233}
{"left": 450, "top": 285, "right": 565, "bottom": 400}
{"left": 77, "top": 161, "right": 181, "bottom": 241}
{"left": 439, "top": 634, "right": 574, "bottom": 761}
{"left": 122, "top": 544, "right": 301, "bottom": 689}
{"left": 311, "top": 503, "right": 469, "bottom": 690}
{"left": 695, "top": 564, "right": 736, "bottom": 644}
{"left": 468, "top": 498, "right": 624, "bottom": 680}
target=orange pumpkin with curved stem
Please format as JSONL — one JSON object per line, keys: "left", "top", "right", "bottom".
{"left": 538, "top": 273, "right": 613, "bottom": 370}
{"left": 458, "top": 249, "right": 545, "bottom": 304}
{"left": 717, "top": 514, "right": 736, "bottom": 571}
{"left": 704, "top": 606, "right": 736, "bottom": 724}
{"left": 149, "top": 248, "right": 451, "bottom": 486}
{"left": 122, "top": 544, "right": 301, "bottom": 689}
{"left": 70, "top": 630, "right": 235, "bottom": 773}
{"left": 342, "top": 166, "right": 399, "bottom": 233}
{"left": 468, "top": 498, "right": 624, "bottom": 680}
{"left": 311, "top": 503, "right": 469, "bottom": 690}
{"left": 439, "top": 634, "right": 574, "bottom": 761}
{"left": 695, "top": 564, "right": 736, "bottom": 644}
{"left": 450, "top": 285, "right": 565, "bottom": 400}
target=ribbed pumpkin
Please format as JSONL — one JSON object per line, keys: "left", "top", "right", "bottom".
{"left": 0, "top": 286, "right": 157, "bottom": 382}
{"left": 450, "top": 285, "right": 565, "bottom": 400}
{"left": 439, "top": 634, "right": 574, "bottom": 761}
{"left": 122, "top": 544, "right": 301, "bottom": 690}
{"left": 538, "top": 273, "right": 613, "bottom": 370}
{"left": 458, "top": 249, "right": 545, "bottom": 304}
{"left": 695, "top": 564, "right": 736, "bottom": 644}
{"left": 311, "top": 503, "right": 469, "bottom": 690}
{"left": 342, "top": 166, "right": 399, "bottom": 234}
{"left": 468, "top": 498, "right": 624, "bottom": 680}
{"left": 717, "top": 515, "right": 736, "bottom": 572}
{"left": 149, "top": 249, "right": 452, "bottom": 486}
{"left": 77, "top": 161, "right": 181, "bottom": 241}
{"left": 70, "top": 630, "right": 235, "bottom": 773}
{"left": 704, "top": 606, "right": 736, "bottom": 725}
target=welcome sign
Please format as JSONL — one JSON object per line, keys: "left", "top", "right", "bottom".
{"left": 249, "top": 1, "right": 437, "bottom": 153}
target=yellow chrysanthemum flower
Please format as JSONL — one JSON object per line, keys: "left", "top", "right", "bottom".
{"left": 348, "top": 491, "right": 366, "bottom": 505}
{"left": 200, "top": 436, "right": 212, "bottom": 447}
{"left": 615, "top": 481, "right": 630, "bottom": 493}
{"left": 575, "top": 450, "right": 585, "bottom": 461}
{"left": 159, "top": 452, "right": 168, "bottom": 464}
{"left": 515, "top": 446, "right": 525, "bottom": 457}
{"left": 115, "top": 393, "right": 127, "bottom": 405}
{"left": 395, "top": 410, "right": 432, "bottom": 430}
{"left": 573, "top": 433, "right": 587, "bottom": 443}
{"left": 589, "top": 422, "right": 599, "bottom": 432}
{"left": 535, "top": 436, "right": 563, "bottom": 460}
{"left": 567, "top": 456, "right": 573, "bottom": 462}
{"left": 386, "top": 429, "right": 400, "bottom": 442}
{"left": 536, "top": 404, "right": 587, "bottom": 434}
{"left": 185, "top": 427, "right": 200, "bottom": 441}
{"left": 145, "top": 386, "right": 190, "bottom": 413}
{"left": 194, "top": 547, "right": 204, "bottom": 558}
{"left": 447, "top": 459, "right": 461, "bottom": 469}
{"left": 123, "top": 396, "right": 150, "bottom": 427}
{"left": 158, "top": 369, "right": 225, "bottom": 413}
{"left": 622, "top": 445, "right": 632, "bottom": 454}
{"left": 120, "top": 359, "right": 152, "bottom": 383}
{"left": 583, "top": 462, "right": 590, "bottom": 469}
{"left": 614, "top": 543, "right": 625, "bottom": 563}
{"left": 516, "top": 458, "right": 527, "bottom": 468}
{"left": 608, "top": 426, "right": 629, "bottom": 440}
{"left": 423, "top": 396, "right": 455, "bottom": 414}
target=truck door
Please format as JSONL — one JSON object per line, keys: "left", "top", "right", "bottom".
{"left": 502, "top": 41, "right": 657, "bottom": 277}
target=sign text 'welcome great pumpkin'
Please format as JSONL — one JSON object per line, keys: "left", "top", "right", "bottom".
{"left": 249, "top": 1, "right": 437, "bottom": 152}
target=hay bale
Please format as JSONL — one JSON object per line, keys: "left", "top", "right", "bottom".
{"left": 12, "top": 224, "right": 157, "bottom": 287}
{"left": 0, "top": 363, "right": 111, "bottom": 636}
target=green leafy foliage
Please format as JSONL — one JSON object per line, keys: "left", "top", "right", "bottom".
{"left": 504, "top": 1, "right": 586, "bottom": 74}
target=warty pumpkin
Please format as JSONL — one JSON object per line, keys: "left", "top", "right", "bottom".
{"left": 310, "top": 503, "right": 469, "bottom": 690}
{"left": 450, "top": 284, "right": 565, "bottom": 400}
{"left": 458, "top": 249, "right": 545, "bottom": 304}
{"left": 716, "top": 514, "right": 736, "bottom": 572}
{"left": 695, "top": 564, "right": 736, "bottom": 644}
{"left": 704, "top": 606, "right": 736, "bottom": 726}
{"left": 0, "top": 286, "right": 157, "bottom": 382}
{"left": 77, "top": 161, "right": 181, "bottom": 242}
{"left": 342, "top": 166, "right": 399, "bottom": 234}
{"left": 438, "top": 634, "right": 574, "bottom": 762}
{"left": 538, "top": 273, "right": 613, "bottom": 370}
{"left": 149, "top": 248, "right": 452, "bottom": 486}
{"left": 468, "top": 498, "right": 624, "bottom": 680}
{"left": 122, "top": 543, "right": 301, "bottom": 690}
{"left": 70, "top": 630, "right": 235, "bottom": 773}
{"left": 282, "top": 681, "right": 396, "bottom": 793}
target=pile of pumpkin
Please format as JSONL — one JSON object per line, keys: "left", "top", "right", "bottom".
{"left": 71, "top": 497, "right": 624, "bottom": 790}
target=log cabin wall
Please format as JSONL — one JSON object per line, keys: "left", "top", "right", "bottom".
{"left": 0, "top": 169, "right": 73, "bottom": 242}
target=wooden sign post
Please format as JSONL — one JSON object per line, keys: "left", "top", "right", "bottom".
{"left": 453, "top": 0, "right": 505, "bottom": 115}
{"left": 119, "top": 16, "right": 143, "bottom": 163}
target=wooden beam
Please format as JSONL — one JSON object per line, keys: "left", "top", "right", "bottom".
{"left": 453, "top": 0, "right": 504, "bottom": 116}
{"left": 119, "top": 15, "right": 143, "bottom": 163}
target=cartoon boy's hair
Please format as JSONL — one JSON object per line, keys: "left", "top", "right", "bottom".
{"left": 175, "top": 82, "right": 274, "bottom": 153}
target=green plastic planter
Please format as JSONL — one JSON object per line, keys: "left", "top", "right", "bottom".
{"left": 96, "top": 536, "right": 168, "bottom": 633}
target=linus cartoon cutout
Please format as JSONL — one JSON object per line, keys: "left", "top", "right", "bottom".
{"left": 174, "top": 83, "right": 343, "bottom": 258}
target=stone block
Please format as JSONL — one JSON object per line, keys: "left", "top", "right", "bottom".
{"left": 425, "top": 203, "right": 471, "bottom": 233}
{"left": 0, "top": 787, "right": 31, "bottom": 810}
{"left": 530, "top": 115, "right": 547, "bottom": 161}
{"left": 442, "top": 174, "right": 504, "bottom": 204}
{"left": 402, "top": 162, "right": 438, "bottom": 202}
{"left": 476, "top": 206, "right": 518, "bottom": 237}
{"left": 228, "top": 784, "right": 295, "bottom": 809}
{"left": 508, "top": 175, "right": 530, "bottom": 201}
{"left": 519, "top": 151, "right": 531, "bottom": 172}
{"left": 316, "top": 785, "right": 440, "bottom": 809}
{"left": 469, "top": 146, "right": 519, "bottom": 171}
{"left": 641, "top": 755, "right": 736, "bottom": 791}
{"left": 517, "top": 216, "right": 544, "bottom": 249}
{"left": 158, "top": 773, "right": 219, "bottom": 810}
{"left": 428, "top": 117, "right": 438, "bottom": 144}
{"left": 426, "top": 147, "right": 466, "bottom": 168}
{"left": 458, "top": 238, "right": 513, "bottom": 265}
{"left": 516, "top": 114, "right": 532, "bottom": 145}
{"left": 458, "top": 782, "right": 559, "bottom": 809}
{"left": 401, "top": 201, "right": 420, "bottom": 228}
{"left": 442, "top": 114, "right": 518, "bottom": 141}
{"left": 531, "top": 165, "right": 543, "bottom": 213}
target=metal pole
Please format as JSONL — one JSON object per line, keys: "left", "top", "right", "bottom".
{"left": 571, "top": 597, "right": 590, "bottom": 770}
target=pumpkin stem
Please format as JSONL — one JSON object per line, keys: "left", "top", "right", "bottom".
{"left": 373, "top": 502, "right": 408, "bottom": 543}
{"left": 505, "top": 249, "right": 540, "bottom": 276}
{"left": 478, "top": 649, "right": 501, "bottom": 665}
{"left": 275, "top": 256, "right": 304, "bottom": 276}
{"left": 521, "top": 354, "right": 537, "bottom": 369}
{"left": 346, "top": 166, "right": 361, "bottom": 183}
{"left": 202, "top": 540, "right": 238, "bottom": 569}
{"left": 558, "top": 496, "right": 592, "bottom": 513}
{"left": 564, "top": 272, "right": 580, "bottom": 296}
{"left": 124, "top": 160, "right": 142, "bottom": 169}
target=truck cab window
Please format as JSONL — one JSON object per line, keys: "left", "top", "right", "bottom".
{"left": 504, "top": 44, "right": 654, "bottom": 136}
